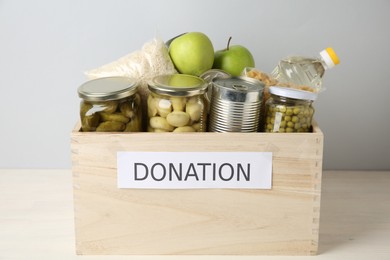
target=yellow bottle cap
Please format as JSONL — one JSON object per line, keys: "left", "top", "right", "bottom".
{"left": 320, "top": 47, "right": 340, "bottom": 69}
{"left": 326, "top": 47, "right": 340, "bottom": 65}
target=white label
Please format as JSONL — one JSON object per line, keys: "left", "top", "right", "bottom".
{"left": 117, "top": 152, "right": 272, "bottom": 189}
{"left": 273, "top": 112, "right": 283, "bottom": 132}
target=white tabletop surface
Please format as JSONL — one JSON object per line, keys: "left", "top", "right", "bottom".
{"left": 0, "top": 169, "right": 389, "bottom": 260}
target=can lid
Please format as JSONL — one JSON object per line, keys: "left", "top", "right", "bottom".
{"left": 78, "top": 76, "right": 139, "bottom": 101}
{"left": 212, "top": 76, "right": 264, "bottom": 91}
{"left": 269, "top": 86, "right": 318, "bottom": 101}
{"left": 148, "top": 74, "right": 207, "bottom": 96}
{"left": 212, "top": 76, "right": 264, "bottom": 103}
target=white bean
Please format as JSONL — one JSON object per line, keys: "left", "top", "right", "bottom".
{"left": 156, "top": 98, "right": 172, "bottom": 118}
{"left": 150, "top": 117, "right": 174, "bottom": 131}
{"left": 173, "top": 126, "right": 195, "bottom": 132}
{"left": 166, "top": 111, "right": 190, "bottom": 127}
{"left": 171, "top": 97, "right": 186, "bottom": 111}
{"left": 186, "top": 102, "right": 202, "bottom": 122}
{"left": 147, "top": 95, "right": 157, "bottom": 117}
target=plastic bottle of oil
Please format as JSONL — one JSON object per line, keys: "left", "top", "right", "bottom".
{"left": 271, "top": 47, "right": 340, "bottom": 92}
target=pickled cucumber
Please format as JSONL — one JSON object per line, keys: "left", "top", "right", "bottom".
{"left": 99, "top": 112, "right": 130, "bottom": 124}
{"left": 100, "top": 101, "right": 118, "bottom": 113}
{"left": 120, "top": 102, "right": 135, "bottom": 118}
{"left": 81, "top": 114, "right": 100, "bottom": 131}
{"left": 96, "top": 121, "right": 125, "bottom": 132}
{"left": 124, "top": 116, "right": 141, "bottom": 132}
{"left": 80, "top": 101, "right": 93, "bottom": 116}
{"left": 79, "top": 97, "right": 142, "bottom": 132}
{"left": 80, "top": 102, "right": 100, "bottom": 131}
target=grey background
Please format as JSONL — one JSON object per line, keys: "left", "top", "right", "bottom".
{"left": 0, "top": 0, "right": 389, "bottom": 170}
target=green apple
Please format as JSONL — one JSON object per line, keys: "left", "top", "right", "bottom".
{"left": 168, "top": 32, "right": 214, "bottom": 76}
{"left": 213, "top": 37, "right": 255, "bottom": 76}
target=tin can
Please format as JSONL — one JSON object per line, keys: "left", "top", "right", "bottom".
{"left": 77, "top": 77, "right": 142, "bottom": 132}
{"left": 200, "top": 69, "right": 231, "bottom": 84}
{"left": 264, "top": 86, "right": 317, "bottom": 133}
{"left": 147, "top": 74, "right": 208, "bottom": 132}
{"left": 208, "top": 77, "right": 264, "bottom": 132}
{"left": 200, "top": 69, "right": 231, "bottom": 110}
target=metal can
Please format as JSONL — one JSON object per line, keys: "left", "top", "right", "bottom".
{"left": 264, "top": 86, "right": 317, "bottom": 133}
{"left": 147, "top": 74, "right": 208, "bottom": 132}
{"left": 200, "top": 69, "right": 231, "bottom": 83}
{"left": 209, "top": 77, "right": 264, "bottom": 132}
{"left": 77, "top": 76, "right": 142, "bottom": 132}
{"left": 200, "top": 69, "right": 231, "bottom": 111}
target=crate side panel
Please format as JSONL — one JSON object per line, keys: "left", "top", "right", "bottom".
{"left": 71, "top": 131, "right": 323, "bottom": 255}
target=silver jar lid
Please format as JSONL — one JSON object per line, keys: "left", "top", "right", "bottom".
{"left": 148, "top": 74, "right": 207, "bottom": 96}
{"left": 78, "top": 76, "right": 139, "bottom": 101}
{"left": 269, "top": 86, "right": 318, "bottom": 101}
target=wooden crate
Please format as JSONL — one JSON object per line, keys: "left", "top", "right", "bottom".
{"left": 71, "top": 121, "right": 323, "bottom": 255}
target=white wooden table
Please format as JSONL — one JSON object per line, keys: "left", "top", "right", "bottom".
{"left": 0, "top": 170, "right": 389, "bottom": 259}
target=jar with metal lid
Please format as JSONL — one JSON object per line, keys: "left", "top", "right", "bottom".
{"left": 264, "top": 86, "right": 317, "bottom": 133}
{"left": 147, "top": 74, "right": 208, "bottom": 132}
{"left": 77, "top": 76, "right": 142, "bottom": 132}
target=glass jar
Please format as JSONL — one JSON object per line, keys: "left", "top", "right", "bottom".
{"left": 77, "top": 76, "right": 142, "bottom": 132}
{"left": 264, "top": 86, "right": 317, "bottom": 133}
{"left": 147, "top": 74, "right": 208, "bottom": 132}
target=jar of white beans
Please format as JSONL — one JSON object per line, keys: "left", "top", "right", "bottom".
{"left": 147, "top": 74, "right": 208, "bottom": 132}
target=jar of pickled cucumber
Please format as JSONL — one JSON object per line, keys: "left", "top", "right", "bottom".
{"left": 147, "top": 74, "right": 208, "bottom": 132}
{"left": 264, "top": 86, "right": 317, "bottom": 133}
{"left": 77, "top": 76, "right": 142, "bottom": 132}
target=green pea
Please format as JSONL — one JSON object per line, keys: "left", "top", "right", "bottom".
{"left": 293, "top": 107, "right": 301, "bottom": 115}
{"left": 278, "top": 105, "right": 287, "bottom": 113}
{"left": 286, "top": 108, "right": 293, "bottom": 116}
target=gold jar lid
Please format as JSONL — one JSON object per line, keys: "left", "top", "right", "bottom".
{"left": 78, "top": 76, "right": 139, "bottom": 101}
{"left": 148, "top": 74, "right": 207, "bottom": 97}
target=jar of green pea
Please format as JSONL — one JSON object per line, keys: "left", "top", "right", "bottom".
{"left": 264, "top": 86, "right": 317, "bottom": 133}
